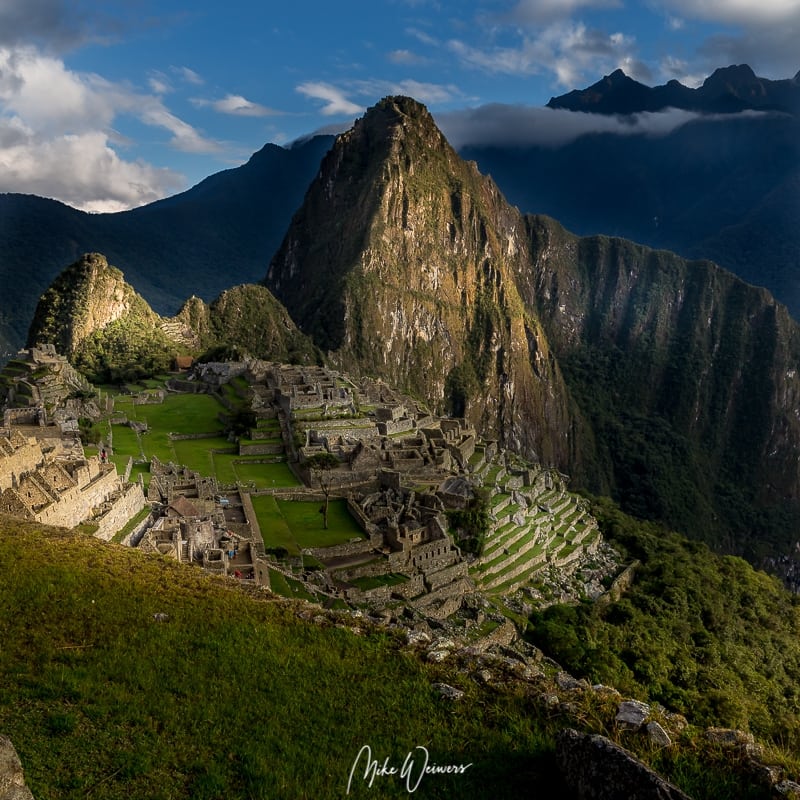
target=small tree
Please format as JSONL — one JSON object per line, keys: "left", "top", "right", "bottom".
{"left": 306, "top": 452, "right": 339, "bottom": 529}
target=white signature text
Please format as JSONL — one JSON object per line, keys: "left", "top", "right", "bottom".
{"left": 347, "top": 744, "right": 473, "bottom": 794}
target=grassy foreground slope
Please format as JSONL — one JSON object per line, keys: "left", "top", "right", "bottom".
{"left": 0, "top": 516, "right": 563, "bottom": 800}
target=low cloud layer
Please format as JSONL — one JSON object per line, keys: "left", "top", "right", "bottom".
{"left": 434, "top": 104, "right": 766, "bottom": 150}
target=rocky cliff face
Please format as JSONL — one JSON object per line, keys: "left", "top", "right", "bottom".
{"left": 522, "top": 214, "right": 800, "bottom": 549}
{"left": 267, "top": 96, "right": 575, "bottom": 465}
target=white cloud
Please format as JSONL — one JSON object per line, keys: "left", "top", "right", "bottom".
{"left": 448, "top": 20, "right": 649, "bottom": 88}
{"left": 0, "top": 0, "right": 91, "bottom": 49}
{"left": 138, "top": 104, "right": 221, "bottom": 154}
{"left": 657, "top": 0, "right": 800, "bottom": 78}
{"left": 192, "top": 93, "right": 279, "bottom": 117}
{"left": 658, "top": 56, "right": 706, "bottom": 88}
{"left": 0, "top": 122, "right": 183, "bottom": 212}
{"left": 148, "top": 71, "right": 172, "bottom": 95}
{"left": 296, "top": 82, "right": 364, "bottom": 116}
{"left": 173, "top": 65, "right": 204, "bottom": 85}
{"left": 406, "top": 27, "right": 440, "bottom": 47}
{"left": 0, "top": 44, "right": 226, "bottom": 210}
{"left": 387, "top": 49, "right": 430, "bottom": 66}
{"left": 435, "top": 103, "right": 768, "bottom": 150}
{"left": 660, "top": 0, "right": 800, "bottom": 25}
{"left": 352, "top": 79, "right": 461, "bottom": 105}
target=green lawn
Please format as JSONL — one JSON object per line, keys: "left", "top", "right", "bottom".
{"left": 277, "top": 498, "right": 363, "bottom": 548}
{"left": 349, "top": 573, "right": 409, "bottom": 591}
{"left": 251, "top": 496, "right": 296, "bottom": 553}
{"left": 110, "top": 424, "right": 140, "bottom": 459}
{"left": 122, "top": 393, "right": 225, "bottom": 436}
{"left": 172, "top": 437, "right": 233, "bottom": 474}
{"left": 232, "top": 460, "right": 299, "bottom": 488}
{"left": 252, "top": 496, "right": 363, "bottom": 555}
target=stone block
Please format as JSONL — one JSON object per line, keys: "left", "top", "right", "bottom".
{"left": 646, "top": 721, "right": 672, "bottom": 748}
{"left": 615, "top": 699, "right": 650, "bottom": 730}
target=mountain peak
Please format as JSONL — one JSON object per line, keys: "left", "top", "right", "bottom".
{"left": 347, "top": 95, "right": 443, "bottom": 149}
{"left": 547, "top": 70, "right": 652, "bottom": 113}
{"left": 703, "top": 63, "right": 758, "bottom": 89}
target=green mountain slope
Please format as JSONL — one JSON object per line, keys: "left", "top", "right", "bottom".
{"left": 523, "top": 215, "right": 800, "bottom": 556}
{"left": 26, "top": 254, "right": 317, "bottom": 381}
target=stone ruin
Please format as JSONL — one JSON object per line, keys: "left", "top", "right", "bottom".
{"left": 174, "top": 359, "right": 616, "bottom": 618}
{"left": 0, "top": 426, "right": 145, "bottom": 541}
{"left": 139, "top": 456, "right": 263, "bottom": 583}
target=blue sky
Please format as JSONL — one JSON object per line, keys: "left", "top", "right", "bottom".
{"left": 1, "top": 0, "right": 798, "bottom": 211}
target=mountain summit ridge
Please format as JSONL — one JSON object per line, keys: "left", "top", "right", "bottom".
{"left": 547, "top": 63, "right": 800, "bottom": 114}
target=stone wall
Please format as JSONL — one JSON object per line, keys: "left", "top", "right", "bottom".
{"left": 239, "top": 442, "right": 284, "bottom": 456}
{"left": 94, "top": 482, "right": 147, "bottom": 542}
{"left": 346, "top": 496, "right": 382, "bottom": 537}
{"left": 0, "top": 433, "right": 42, "bottom": 491}
{"left": 32, "top": 465, "right": 120, "bottom": 529}
{"left": 392, "top": 573, "right": 425, "bottom": 598}
{"left": 424, "top": 560, "right": 469, "bottom": 591}
{"left": 376, "top": 417, "right": 414, "bottom": 436}
{"left": 171, "top": 432, "right": 228, "bottom": 441}
{"left": 309, "top": 534, "right": 382, "bottom": 561}
{"left": 597, "top": 560, "right": 641, "bottom": 606}
{"left": 3, "top": 407, "right": 40, "bottom": 427}
{"left": 388, "top": 537, "right": 458, "bottom": 572}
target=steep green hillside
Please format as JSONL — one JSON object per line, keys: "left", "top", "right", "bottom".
{"left": 523, "top": 214, "right": 800, "bottom": 557}
{"left": 26, "top": 256, "right": 318, "bottom": 382}
{"left": 531, "top": 498, "right": 800, "bottom": 748}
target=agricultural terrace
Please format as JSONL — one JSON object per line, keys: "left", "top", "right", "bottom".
{"left": 252, "top": 496, "right": 364, "bottom": 555}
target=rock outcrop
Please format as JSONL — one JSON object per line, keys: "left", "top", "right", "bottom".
{"left": 0, "top": 735, "right": 34, "bottom": 800}
{"left": 267, "top": 96, "right": 575, "bottom": 466}
{"left": 555, "top": 728, "right": 691, "bottom": 800}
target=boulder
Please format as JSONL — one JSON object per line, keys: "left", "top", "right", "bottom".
{"left": 615, "top": 699, "right": 650, "bottom": 730}
{"left": 556, "top": 728, "right": 692, "bottom": 800}
{"left": 645, "top": 721, "right": 672, "bottom": 748}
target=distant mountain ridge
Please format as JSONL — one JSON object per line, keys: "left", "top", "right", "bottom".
{"left": 2, "top": 64, "right": 798, "bottom": 363}
{"left": 547, "top": 63, "right": 800, "bottom": 114}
